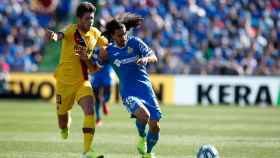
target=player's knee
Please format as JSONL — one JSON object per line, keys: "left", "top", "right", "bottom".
{"left": 141, "top": 109, "right": 150, "bottom": 122}
{"left": 134, "top": 106, "right": 150, "bottom": 123}
{"left": 152, "top": 125, "right": 160, "bottom": 133}
{"left": 83, "top": 103, "right": 95, "bottom": 115}
{"left": 79, "top": 96, "right": 95, "bottom": 115}
{"left": 140, "top": 113, "right": 150, "bottom": 123}
{"left": 155, "top": 124, "right": 160, "bottom": 133}
{"left": 137, "top": 112, "right": 150, "bottom": 124}
{"left": 149, "top": 121, "right": 160, "bottom": 133}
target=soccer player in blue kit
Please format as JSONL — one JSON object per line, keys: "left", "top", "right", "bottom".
{"left": 79, "top": 13, "right": 161, "bottom": 158}
{"left": 89, "top": 64, "right": 114, "bottom": 126}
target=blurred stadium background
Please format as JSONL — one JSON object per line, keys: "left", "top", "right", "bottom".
{"left": 0, "top": 0, "right": 279, "bottom": 158}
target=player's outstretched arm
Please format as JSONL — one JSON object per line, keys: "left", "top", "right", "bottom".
{"left": 45, "top": 29, "right": 64, "bottom": 42}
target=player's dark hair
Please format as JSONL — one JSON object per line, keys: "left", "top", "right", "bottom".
{"left": 76, "top": 2, "right": 96, "bottom": 18}
{"left": 104, "top": 19, "right": 125, "bottom": 36}
{"left": 115, "top": 13, "right": 144, "bottom": 31}
{"left": 104, "top": 13, "right": 143, "bottom": 36}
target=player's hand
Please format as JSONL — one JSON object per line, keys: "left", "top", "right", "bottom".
{"left": 75, "top": 45, "right": 88, "bottom": 60}
{"left": 45, "top": 29, "right": 58, "bottom": 41}
{"left": 136, "top": 57, "right": 148, "bottom": 65}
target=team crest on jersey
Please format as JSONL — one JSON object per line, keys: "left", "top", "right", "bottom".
{"left": 127, "top": 47, "right": 133, "bottom": 54}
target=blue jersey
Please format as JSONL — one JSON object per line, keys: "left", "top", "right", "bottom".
{"left": 95, "top": 64, "right": 113, "bottom": 77}
{"left": 90, "top": 64, "right": 113, "bottom": 88}
{"left": 106, "top": 36, "right": 155, "bottom": 99}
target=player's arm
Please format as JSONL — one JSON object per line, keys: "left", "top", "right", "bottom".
{"left": 76, "top": 48, "right": 97, "bottom": 72}
{"left": 87, "top": 47, "right": 108, "bottom": 73}
{"left": 88, "top": 29, "right": 108, "bottom": 58}
{"left": 136, "top": 53, "right": 157, "bottom": 65}
{"left": 135, "top": 37, "right": 157, "bottom": 65}
{"left": 90, "top": 46, "right": 109, "bottom": 69}
{"left": 86, "top": 60, "right": 100, "bottom": 73}
{"left": 77, "top": 46, "right": 109, "bottom": 73}
{"left": 45, "top": 29, "right": 64, "bottom": 42}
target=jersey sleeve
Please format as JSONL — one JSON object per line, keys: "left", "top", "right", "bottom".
{"left": 93, "top": 28, "right": 108, "bottom": 47}
{"left": 61, "top": 24, "right": 73, "bottom": 41}
{"left": 134, "top": 37, "right": 154, "bottom": 57}
{"left": 97, "top": 35, "right": 108, "bottom": 47}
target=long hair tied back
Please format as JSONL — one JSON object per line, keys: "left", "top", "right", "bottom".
{"left": 115, "top": 12, "right": 144, "bottom": 30}
{"left": 104, "top": 12, "right": 144, "bottom": 37}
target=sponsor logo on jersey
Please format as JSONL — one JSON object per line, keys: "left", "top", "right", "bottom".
{"left": 113, "top": 56, "right": 139, "bottom": 67}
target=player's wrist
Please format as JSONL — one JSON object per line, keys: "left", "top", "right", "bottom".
{"left": 143, "top": 57, "right": 148, "bottom": 65}
{"left": 52, "top": 33, "right": 58, "bottom": 41}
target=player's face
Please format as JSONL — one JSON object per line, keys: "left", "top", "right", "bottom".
{"left": 112, "top": 26, "right": 127, "bottom": 47}
{"left": 78, "top": 12, "right": 94, "bottom": 32}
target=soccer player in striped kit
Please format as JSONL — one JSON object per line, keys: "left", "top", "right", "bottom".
{"left": 46, "top": 2, "right": 107, "bottom": 158}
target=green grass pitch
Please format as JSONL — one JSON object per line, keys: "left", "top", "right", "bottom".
{"left": 0, "top": 100, "right": 279, "bottom": 158}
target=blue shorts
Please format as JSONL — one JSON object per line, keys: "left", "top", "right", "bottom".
{"left": 122, "top": 96, "right": 162, "bottom": 121}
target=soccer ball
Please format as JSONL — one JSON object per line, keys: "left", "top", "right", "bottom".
{"left": 196, "top": 144, "right": 219, "bottom": 158}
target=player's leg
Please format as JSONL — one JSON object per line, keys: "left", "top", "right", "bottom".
{"left": 123, "top": 96, "right": 150, "bottom": 155}
{"left": 146, "top": 120, "right": 160, "bottom": 154}
{"left": 143, "top": 97, "right": 162, "bottom": 158}
{"left": 124, "top": 96, "right": 150, "bottom": 137}
{"left": 102, "top": 85, "right": 112, "bottom": 115}
{"left": 134, "top": 106, "right": 150, "bottom": 137}
{"left": 78, "top": 95, "right": 96, "bottom": 154}
{"left": 134, "top": 106, "right": 150, "bottom": 155}
{"left": 91, "top": 75, "right": 103, "bottom": 125}
{"left": 57, "top": 112, "right": 71, "bottom": 139}
{"left": 56, "top": 82, "right": 76, "bottom": 140}
{"left": 76, "top": 81, "right": 102, "bottom": 158}
{"left": 93, "top": 87, "right": 102, "bottom": 126}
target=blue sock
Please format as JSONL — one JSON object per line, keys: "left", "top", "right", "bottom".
{"left": 136, "top": 120, "right": 146, "bottom": 138}
{"left": 103, "top": 91, "right": 111, "bottom": 103}
{"left": 103, "top": 86, "right": 111, "bottom": 102}
{"left": 146, "top": 131, "right": 159, "bottom": 153}
{"left": 95, "top": 100, "right": 101, "bottom": 120}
